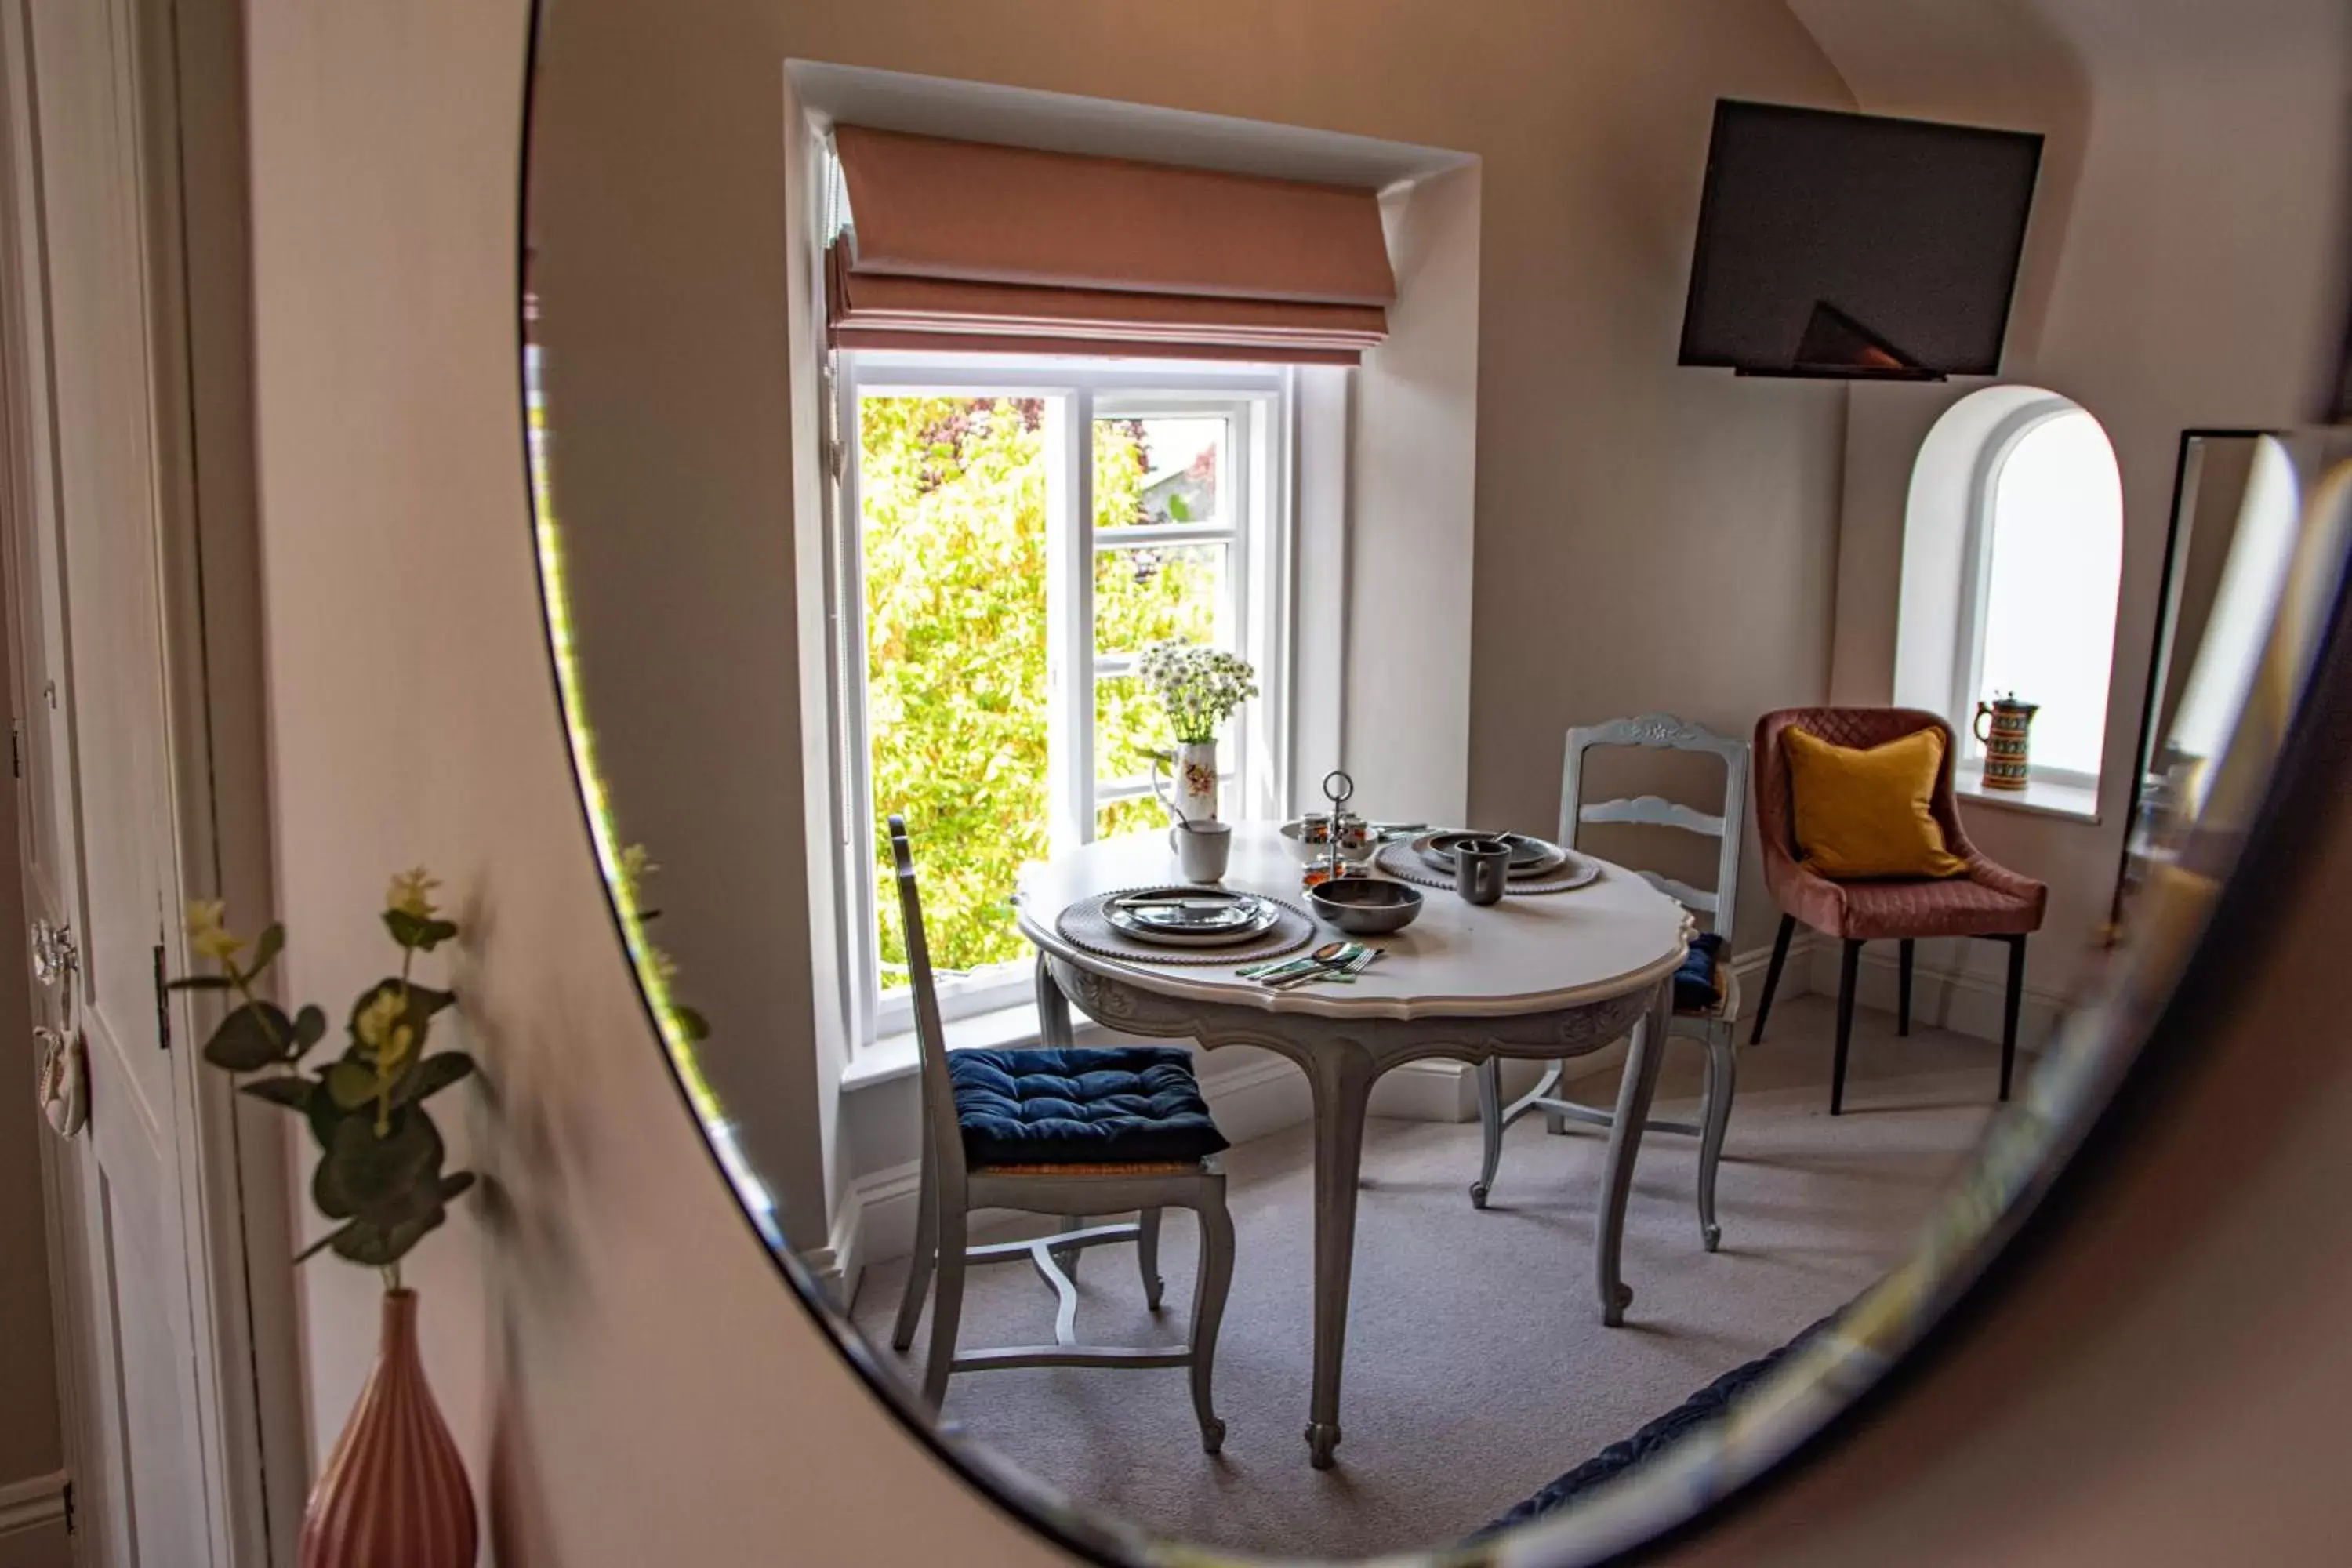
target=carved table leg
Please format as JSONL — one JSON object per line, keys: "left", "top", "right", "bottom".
{"left": 1301, "top": 1042, "right": 1381, "bottom": 1469}
{"left": 1033, "top": 952, "right": 1075, "bottom": 1047}
{"left": 1595, "top": 977, "right": 1670, "bottom": 1327}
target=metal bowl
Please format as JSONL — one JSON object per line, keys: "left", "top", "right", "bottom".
{"left": 1305, "top": 877, "right": 1424, "bottom": 935}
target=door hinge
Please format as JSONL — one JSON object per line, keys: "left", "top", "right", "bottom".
{"left": 62, "top": 1478, "right": 74, "bottom": 1535}
{"left": 8, "top": 719, "right": 20, "bottom": 778}
{"left": 153, "top": 942, "right": 170, "bottom": 1051}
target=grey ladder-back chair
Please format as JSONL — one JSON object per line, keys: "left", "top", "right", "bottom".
{"left": 1471, "top": 714, "right": 1752, "bottom": 1250}
{"left": 884, "top": 816, "right": 1236, "bottom": 1452}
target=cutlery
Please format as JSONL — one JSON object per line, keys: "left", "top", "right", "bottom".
{"left": 1267, "top": 943, "right": 1379, "bottom": 989}
{"left": 1237, "top": 941, "right": 1348, "bottom": 981}
{"left": 1116, "top": 894, "right": 1251, "bottom": 910}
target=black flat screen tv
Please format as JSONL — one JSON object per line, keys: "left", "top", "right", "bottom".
{"left": 1678, "top": 101, "right": 2043, "bottom": 380}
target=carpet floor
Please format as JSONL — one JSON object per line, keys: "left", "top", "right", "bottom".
{"left": 848, "top": 995, "right": 2003, "bottom": 1561}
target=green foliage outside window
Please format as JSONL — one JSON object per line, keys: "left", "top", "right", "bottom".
{"left": 861, "top": 396, "right": 1230, "bottom": 985}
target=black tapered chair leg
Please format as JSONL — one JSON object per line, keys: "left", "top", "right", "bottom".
{"left": 1831, "top": 938, "right": 1861, "bottom": 1116}
{"left": 1998, "top": 935, "right": 2027, "bottom": 1101}
{"left": 1897, "top": 938, "right": 1915, "bottom": 1036}
{"left": 1750, "top": 914, "right": 1797, "bottom": 1044}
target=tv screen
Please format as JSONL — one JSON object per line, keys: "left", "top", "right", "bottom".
{"left": 1678, "top": 101, "right": 2042, "bottom": 379}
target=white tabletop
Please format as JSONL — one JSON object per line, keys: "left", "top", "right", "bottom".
{"left": 1017, "top": 822, "right": 1690, "bottom": 1021}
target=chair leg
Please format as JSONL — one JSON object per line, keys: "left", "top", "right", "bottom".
{"left": 921, "top": 1206, "right": 968, "bottom": 1410}
{"left": 1831, "top": 938, "right": 1861, "bottom": 1116}
{"left": 891, "top": 1160, "right": 938, "bottom": 1353}
{"left": 1188, "top": 1191, "right": 1235, "bottom": 1455}
{"left": 1750, "top": 914, "right": 1797, "bottom": 1044}
{"left": 1050, "top": 1214, "right": 1085, "bottom": 1283}
{"left": 1897, "top": 938, "right": 1915, "bottom": 1036}
{"left": 1999, "top": 935, "right": 2027, "bottom": 1102}
{"left": 1138, "top": 1207, "right": 1166, "bottom": 1310}
{"left": 1697, "top": 1028, "right": 1736, "bottom": 1252}
{"left": 1470, "top": 1057, "right": 1504, "bottom": 1209}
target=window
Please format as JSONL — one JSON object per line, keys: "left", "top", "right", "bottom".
{"left": 1956, "top": 406, "right": 2124, "bottom": 788}
{"left": 836, "top": 354, "right": 1290, "bottom": 1037}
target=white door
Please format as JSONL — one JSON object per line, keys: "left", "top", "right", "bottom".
{"left": 0, "top": 0, "right": 220, "bottom": 1562}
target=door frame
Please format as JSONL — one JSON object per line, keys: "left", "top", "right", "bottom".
{"left": 0, "top": 0, "right": 302, "bottom": 1561}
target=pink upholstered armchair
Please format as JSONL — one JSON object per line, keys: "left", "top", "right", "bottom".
{"left": 1748, "top": 707, "right": 2049, "bottom": 1114}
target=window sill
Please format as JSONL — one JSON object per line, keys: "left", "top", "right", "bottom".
{"left": 841, "top": 1000, "right": 1112, "bottom": 1092}
{"left": 1955, "top": 767, "right": 2102, "bottom": 825}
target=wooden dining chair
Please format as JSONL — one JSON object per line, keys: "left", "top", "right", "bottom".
{"left": 1471, "top": 714, "right": 1751, "bottom": 1250}
{"left": 884, "top": 815, "right": 1237, "bottom": 1452}
{"left": 1746, "top": 708, "right": 2049, "bottom": 1114}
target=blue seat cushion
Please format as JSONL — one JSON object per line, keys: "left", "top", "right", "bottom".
{"left": 949, "top": 1045, "right": 1230, "bottom": 1167}
{"left": 1674, "top": 932, "right": 1728, "bottom": 1014}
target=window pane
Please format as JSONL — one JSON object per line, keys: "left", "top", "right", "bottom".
{"left": 860, "top": 394, "right": 1049, "bottom": 988}
{"left": 1095, "top": 415, "right": 1225, "bottom": 528}
{"left": 1094, "top": 672, "right": 1170, "bottom": 789}
{"left": 1096, "top": 795, "right": 1167, "bottom": 843}
{"left": 1977, "top": 411, "right": 2124, "bottom": 778}
{"left": 1094, "top": 542, "right": 1228, "bottom": 656}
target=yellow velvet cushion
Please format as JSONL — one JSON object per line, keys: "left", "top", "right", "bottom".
{"left": 1784, "top": 725, "right": 1969, "bottom": 879}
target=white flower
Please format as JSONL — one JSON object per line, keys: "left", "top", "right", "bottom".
{"left": 1138, "top": 641, "right": 1258, "bottom": 744}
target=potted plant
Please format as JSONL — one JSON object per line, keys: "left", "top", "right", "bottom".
{"left": 1138, "top": 640, "right": 1258, "bottom": 822}
{"left": 175, "top": 869, "right": 477, "bottom": 1568}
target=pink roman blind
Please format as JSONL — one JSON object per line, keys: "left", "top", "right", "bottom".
{"left": 826, "top": 125, "right": 1396, "bottom": 365}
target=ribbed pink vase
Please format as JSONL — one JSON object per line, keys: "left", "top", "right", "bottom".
{"left": 301, "top": 1290, "right": 477, "bottom": 1568}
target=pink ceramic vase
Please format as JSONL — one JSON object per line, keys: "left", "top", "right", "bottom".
{"left": 301, "top": 1289, "right": 477, "bottom": 1568}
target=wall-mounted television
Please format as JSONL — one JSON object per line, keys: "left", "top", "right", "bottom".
{"left": 1678, "top": 101, "right": 2043, "bottom": 381}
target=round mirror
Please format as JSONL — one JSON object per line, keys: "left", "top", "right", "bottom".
{"left": 517, "top": 2, "right": 2352, "bottom": 1559}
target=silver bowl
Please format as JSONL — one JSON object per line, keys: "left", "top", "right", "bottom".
{"left": 1306, "top": 877, "right": 1423, "bottom": 935}
{"left": 1279, "top": 814, "right": 1377, "bottom": 870}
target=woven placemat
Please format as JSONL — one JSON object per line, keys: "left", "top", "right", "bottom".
{"left": 1374, "top": 840, "right": 1602, "bottom": 895}
{"left": 1054, "top": 887, "right": 1318, "bottom": 967}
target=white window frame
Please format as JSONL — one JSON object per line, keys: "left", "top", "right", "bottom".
{"left": 832, "top": 351, "right": 1295, "bottom": 1045}
{"left": 1950, "top": 396, "right": 2105, "bottom": 794}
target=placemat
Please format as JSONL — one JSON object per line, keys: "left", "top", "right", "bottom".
{"left": 1374, "top": 840, "right": 1602, "bottom": 895}
{"left": 1054, "top": 887, "right": 1319, "bottom": 967}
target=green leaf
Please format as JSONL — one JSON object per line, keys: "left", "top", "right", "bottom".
{"left": 325, "top": 1058, "right": 376, "bottom": 1112}
{"left": 390, "top": 1051, "right": 474, "bottom": 1108}
{"left": 383, "top": 911, "right": 461, "bottom": 953}
{"left": 312, "top": 1109, "right": 441, "bottom": 1221}
{"left": 673, "top": 1006, "right": 710, "bottom": 1042}
{"left": 239, "top": 1076, "right": 314, "bottom": 1112}
{"left": 438, "top": 1170, "right": 476, "bottom": 1204}
{"left": 248, "top": 922, "right": 285, "bottom": 977}
{"left": 201, "top": 1002, "right": 294, "bottom": 1073}
{"left": 1166, "top": 492, "right": 1192, "bottom": 522}
{"left": 292, "top": 1005, "right": 328, "bottom": 1054}
{"left": 165, "top": 975, "right": 232, "bottom": 993}
{"left": 303, "top": 1205, "right": 448, "bottom": 1269}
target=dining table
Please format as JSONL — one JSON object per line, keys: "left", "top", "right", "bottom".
{"left": 1017, "top": 822, "right": 1692, "bottom": 1468}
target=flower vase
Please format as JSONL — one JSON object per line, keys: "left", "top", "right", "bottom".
{"left": 1173, "top": 741, "right": 1218, "bottom": 822}
{"left": 301, "top": 1290, "right": 477, "bottom": 1568}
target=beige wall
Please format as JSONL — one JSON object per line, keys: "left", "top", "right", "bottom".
{"left": 1804, "top": 0, "right": 2352, "bottom": 1000}
{"left": 242, "top": 2, "right": 2352, "bottom": 1566}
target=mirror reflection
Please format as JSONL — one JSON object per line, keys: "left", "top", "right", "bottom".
{"left": 521, "top": 14, "right": 2352, "bottom": 1563}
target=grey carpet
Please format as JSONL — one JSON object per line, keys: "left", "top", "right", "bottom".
{"left": 849, "top": 995, "right": 2001, "bottom": 1561}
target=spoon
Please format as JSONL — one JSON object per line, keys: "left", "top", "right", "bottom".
{"left": 1238, "top": 942, "right": 1348, "bottom": 982}
{"left": 1266, "top": 943, "right": 1365, "bottom": 989}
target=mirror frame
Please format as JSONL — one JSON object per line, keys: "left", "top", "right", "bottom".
{"left": 512, "top": 9, "right": 2352, "bottom": 1561}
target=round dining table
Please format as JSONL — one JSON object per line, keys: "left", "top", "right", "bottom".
{"left": 1017, "top": 822, "right": 1692, "bottom": 1468}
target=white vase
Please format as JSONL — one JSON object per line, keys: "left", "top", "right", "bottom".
{"left": 1156, "top": 741, "right": 1219, "bottom": 823}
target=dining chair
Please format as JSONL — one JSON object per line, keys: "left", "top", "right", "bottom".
{"left": 1471, "top": 713, "right": 1751, "bottom": 1250}
{"left": 1746, "top": 708, "right": 2049, "bottom": 1114}
{"left": 884, "top": 815, "right": 1237, "bottom": 1452}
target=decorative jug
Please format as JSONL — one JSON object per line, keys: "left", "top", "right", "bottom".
{"left": 1972, "top": 695, "right": 2039, "bottom": 792}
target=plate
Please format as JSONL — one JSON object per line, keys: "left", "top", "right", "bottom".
{"left": 1413, "top": 831, "right": 1569, "bottom": 877}
{"left": 1102, "top": 888, "right": 1281, "bottom": 948}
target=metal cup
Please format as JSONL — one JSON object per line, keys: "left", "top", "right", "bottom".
{"left": 1169, "top": 818, "right": 1233, "bottom": 883}
{"left": 1454, "top": 837, "right": 1512, "bottom": 906}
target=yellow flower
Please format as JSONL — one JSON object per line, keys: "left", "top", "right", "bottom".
{"left": 187, "top": 899, "right": 244, "bottom": 964}
{"left": 387, "top": 867, "right": 440, "bottom": 921}
{"left": 617, "top": 843, "right": 656, "bottom": 898}
{"left": 355, "top": 989, "right": 405, "bottom": 1055}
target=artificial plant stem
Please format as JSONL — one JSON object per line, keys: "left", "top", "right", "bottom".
{"left": 224, "top": 956, "right": 289, "bottom": 1057}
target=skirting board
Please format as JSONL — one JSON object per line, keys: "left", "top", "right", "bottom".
{"left": 0, "top": 1471, "right": 69, "bottom": 1536}
{"left": 818, "top": 935, "right": 1814, "bottom": 1306}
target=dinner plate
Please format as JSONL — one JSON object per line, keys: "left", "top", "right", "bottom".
{"left": 1102, "top": 887, "right": 1282, "bottom": 948}
{"left": 1412, "top": 830, "right": 1569, "bottom": 877}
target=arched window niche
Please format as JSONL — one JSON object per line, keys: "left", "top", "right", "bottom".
{"left": 1893, "top": 385, "right": 2123, "bottom": 819}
